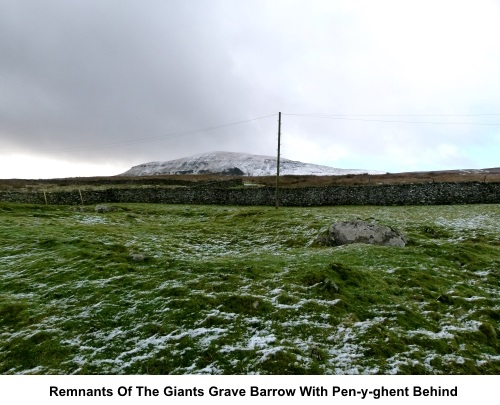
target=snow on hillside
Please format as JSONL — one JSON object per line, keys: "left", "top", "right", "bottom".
{"left": 120, "top": 151, "right": 384, "bottom": 176}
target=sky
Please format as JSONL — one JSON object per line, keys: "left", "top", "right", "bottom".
{"left": 1, "top": 0, "right": 499, "bottom": 179}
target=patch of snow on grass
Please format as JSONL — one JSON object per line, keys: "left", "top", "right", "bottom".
{"left": 407, "top": 329, "right": 454, "bottom": 339}
{"left": 77, "top": 215, "right": 108, "bottom": 225}
{"left": 461, "top": 296, "right": 487, "bottom": 302}
{"left": 247, "top": 332, "right": 276, "bottom": 349}
{"left": 476, "top": 354, "right": 500, "bottom": 367}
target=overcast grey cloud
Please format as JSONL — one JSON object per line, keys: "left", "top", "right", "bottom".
{"left": 1, "top": 0, "right": 499, "bottom": 178}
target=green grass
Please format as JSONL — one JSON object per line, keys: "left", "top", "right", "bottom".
{"left": 0, "top": 202, "right": 499, "bottom": 374}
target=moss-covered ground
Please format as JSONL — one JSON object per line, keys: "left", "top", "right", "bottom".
{"left": 0, "top": 203, "right": 498, "bottom": 374}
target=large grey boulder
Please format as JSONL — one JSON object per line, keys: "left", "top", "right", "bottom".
{"left": 316, "top": 220, "right": 408, "bottom": 247}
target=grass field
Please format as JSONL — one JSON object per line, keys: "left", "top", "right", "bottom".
{"left": 0, "top": 202, "right": 499, "bottom": 374}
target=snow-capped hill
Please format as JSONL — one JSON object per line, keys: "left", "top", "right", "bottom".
{"left": 120, "top": 151, "right": 383, "bottom": 176}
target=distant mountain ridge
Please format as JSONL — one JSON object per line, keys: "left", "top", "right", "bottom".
{"left": 120, "top": 151, "right": 384, "bottom": 177}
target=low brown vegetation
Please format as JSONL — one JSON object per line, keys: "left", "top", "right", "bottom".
{"left": 252, "top": 168, "right": 500, "bottom": 188}
{"left": 0, "top": 168, "right": 498, "bottom": 191}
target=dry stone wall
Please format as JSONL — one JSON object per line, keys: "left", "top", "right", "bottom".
{"left": 0, "top": 182, "right": 499, "bottom": 206}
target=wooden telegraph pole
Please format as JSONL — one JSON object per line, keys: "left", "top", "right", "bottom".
{"left": 275, "top": 112, "right": 281, "bottom": 208}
